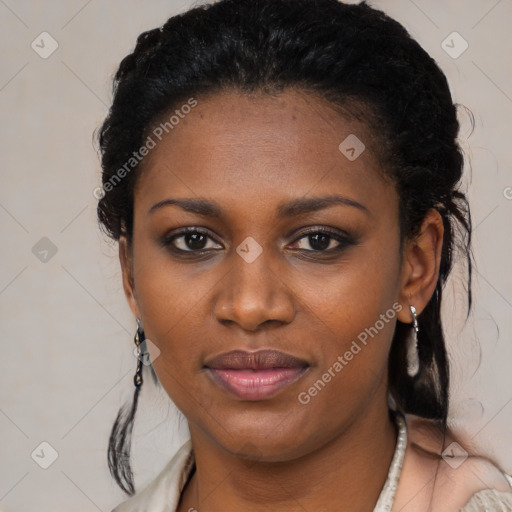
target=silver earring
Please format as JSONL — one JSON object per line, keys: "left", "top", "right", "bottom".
{"left": 406, "top": 305, "right": 420, "bottom": 378}
{"left": 133, "top": 318, "right": 145, "bottom": 389}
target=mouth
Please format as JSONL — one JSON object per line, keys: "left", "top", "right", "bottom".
{"left": 204, "top": 349, "right": 310, "bottom": 401}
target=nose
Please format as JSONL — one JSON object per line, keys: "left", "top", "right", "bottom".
{"left": 212, "top": 246, "right": 296, "bottom": 332}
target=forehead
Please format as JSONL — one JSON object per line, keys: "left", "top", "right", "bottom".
{"left": 134, "top": 89, "right": 395, "bottom": 220}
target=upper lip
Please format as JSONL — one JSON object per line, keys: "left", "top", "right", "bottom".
{"left": 204, "top": 349, "right": 309, "bottom": 370}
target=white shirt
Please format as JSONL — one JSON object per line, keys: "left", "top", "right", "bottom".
{"left": 112, "top": 436, "right": 512, "bottom": 511}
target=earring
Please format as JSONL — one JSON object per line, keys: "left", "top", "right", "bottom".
{"left": 133, "top": 318, "right": 145, "bottom": 388}
{"left": 406, "top": 305, "right": 420, "bottom": 378}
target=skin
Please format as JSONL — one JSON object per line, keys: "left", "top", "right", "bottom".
{"left": 118, "top": 88, "right": 460, "bottom": 511}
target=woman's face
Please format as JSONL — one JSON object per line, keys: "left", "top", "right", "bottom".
{"left": 121, "top": 89, "right": 413, "bottom": 461}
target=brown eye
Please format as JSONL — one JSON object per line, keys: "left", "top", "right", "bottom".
{"left": 298, "top": 233, "right": 335, "bottom": 251}
{"left": 289, "top": 227, "right": 355, "bottom": 253}
{"left": 181, "top": 232, "right": 208, "bottom": 250}
{"left": 162, "top": 228, "right": 222, "bottom": 253}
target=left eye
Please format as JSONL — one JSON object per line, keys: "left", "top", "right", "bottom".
{"left": 289, "top": 230, "right": 350, "bottom": 252}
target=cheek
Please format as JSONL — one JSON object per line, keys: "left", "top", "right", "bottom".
{"left": 293, "top": 243, "right": 402, "bottom": 402}
{"left": 131, "top": 245, "right": 210, "bottom": 382}
{"left": 299, "top": 281, "right": 398, "bottom": 387}
{"left": 298, "top": 239, "right": 401, "bottom": 340}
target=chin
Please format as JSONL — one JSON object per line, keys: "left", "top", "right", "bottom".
{"left": 205, "top": 412, "right": 317, "bottom": 463}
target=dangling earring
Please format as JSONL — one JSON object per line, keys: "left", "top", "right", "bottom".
{"left": 107, "top": 320, "right": 146, "bottom": 495}
{"left": 406, "top": 305, "right": 420, "bottom": 378}
{"left": 133, "top": 318, "right": 145, "bottom": 388}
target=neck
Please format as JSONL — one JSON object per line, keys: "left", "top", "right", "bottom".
{"left": 179, "top": 400, "right": 398, "bottom": 512}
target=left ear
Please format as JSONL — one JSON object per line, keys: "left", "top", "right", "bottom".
{"left": 396, "top": 208, "right": 444, "bottom": 323}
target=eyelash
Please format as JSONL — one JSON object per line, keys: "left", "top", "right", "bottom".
{"left": 160, "top": 226, "right": 357, "bottom": 257}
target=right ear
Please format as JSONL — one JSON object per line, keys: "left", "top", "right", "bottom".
{"left": 119, "top": 235, "right": 141, "bottom": 319}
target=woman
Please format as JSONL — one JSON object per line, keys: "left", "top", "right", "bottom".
{"left": 96, "top": 0, "right": 512, "bottom": 510}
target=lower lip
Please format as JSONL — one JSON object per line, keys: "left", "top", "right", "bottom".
{"left": 207, "top": 367, "right": 308, "bottom": 400}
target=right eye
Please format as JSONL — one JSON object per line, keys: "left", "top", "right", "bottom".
{"left": 161, "top": 227, "right": 223, "bottom": 254}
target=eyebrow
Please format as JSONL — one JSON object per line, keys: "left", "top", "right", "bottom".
{"left": 147, "top": 194, "right": 370, "bottom": 218}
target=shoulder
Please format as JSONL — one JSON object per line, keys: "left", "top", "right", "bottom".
{"left": 110, "top": 439, "right": 194, "bottom": 512}
{"left": 394, "top": 413, "right": 512, "bottom": 512}
{"left": 460, "top": 480, "right": 512, "bottom": 512}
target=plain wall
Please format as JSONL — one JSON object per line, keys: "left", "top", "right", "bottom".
{"left": 1, "top": 0, "right": 511, "bottom": 510}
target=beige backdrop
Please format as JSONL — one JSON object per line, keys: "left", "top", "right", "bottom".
{"left": 1, "top": 0, "right": 511, "bottom": 510}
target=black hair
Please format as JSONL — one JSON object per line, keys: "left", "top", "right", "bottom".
{"left": 97, "top": 0, "right": 473, "bottom": 496}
